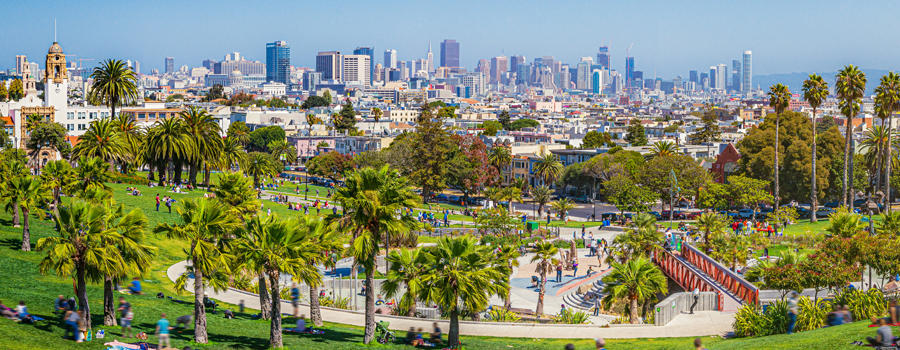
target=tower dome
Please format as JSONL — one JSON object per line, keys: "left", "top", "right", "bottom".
{"left": 230, "top": 69, "right": 242, "bottom": 77}
{"left": 48, "top": 42, "right": 63, "bottom": 54}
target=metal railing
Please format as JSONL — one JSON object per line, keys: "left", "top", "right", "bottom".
{"left": 681, "top": 243, "right": 759, "bottom": 305}
{"left": 652, "top": 250, "right": 724, "bottom": 311}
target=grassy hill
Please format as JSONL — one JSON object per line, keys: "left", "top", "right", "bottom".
{"left": 0, "top": 182, "right": 882, "bottom": 349}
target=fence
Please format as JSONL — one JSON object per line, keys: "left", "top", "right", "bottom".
{"left": 653, "top": 292, "right": 719, "bottom": 326}
{"left": 681, "top": 243, "right": 759, "bottom": 305}
{"left": 652, "top": 249, "right": 724, "bottom": 311}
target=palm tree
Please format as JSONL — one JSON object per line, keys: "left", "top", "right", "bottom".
{"left": 767, "top": 83, "right": 791, "bottom": 208}
{"left": 861, "top": 126, "right": 889, "bottom": 193}
{"left": 648, "top": 140, "right": 680, "bottom": 159}
{"left": 803, "top": 74, "right": 829, "bottom": 222}
{"left": 531, "top": 185, "right": 552, "bottom": 217}
{"left": 112, "top": 113, "right": 145, "bottom": 173}
{"left": 600, "top": 257, "right": 668, "bottom": 324}
{"left": 146, "top": 116, "right": 193, "bottom": 185}
{"left": 488, "top": 146, "right": 512, "bottom": 179}
{"left": 37, "top": 200, "right": 122, "bottom": 328}
{"left": 99, "top": 203, "right": 156, "bottom": 326}
{"left": 876, "top": 72, "right": 900, "bottom": 212}
{"left": 11, "top": 176, "right": 49, "bottom": 251}
{"left": 268, "top": 139, "right": 296, "bottom": 165}
{"left": 72, "top": 118, "right": 127, "bottom": 167}
{"left": 371, "top": 107, "right": 383, "bottom": 136}
{"left": 530, "top": 241, "right": 559, "bottom": 316}
{"left": 497, "top": 186, "right": 523, "bottom": 214}
{"left": 533, "top": 152, "right": 564, "bottom": 187}
{"left": 305, "top": 114, "right": 317, "bottom": 162}
{"left": 221, "top": 137, "right": 247, "bottom": 172}
{"left": 823, "top": 207, "right": 866, "bottom": 238}
{"left": 382, "top": 248, "right": 428, "bottom": 317}
{"left": 835, "top": 65, "right": 867, "bottom": 206}
{"left": 245, "top": 152, "right": 280, "bottom": 188}
{"left": 496, "top": 245, "right": 520, "bottom": 310}
{"left": 73, "top": 156, "right": 112, "bottom": 196}
{"left": 233, "top": 214, "right": 323, "bottom": 348}
{"left": 331, "top": 165, "right": 419, "bottom": 344}
{"left": 213, "top": 171, "right": 261, "bottom": 217}
{"left": 696, "top": 212, "right": 727, "bottom": 245}
{"left": 550, "top": 198, "right": 577, "bottom": 221}
{"left": 179, "top": 106, "right": 223, "bottom": 186}
{"left": 40, "top": 160, "right": 75, "bottom": 212}
{"left": 418, "top": 236, "right": 508, "bottom": 348}
{"left": 88, "top": 59, "right": 139, "bottom": 121}
{"left": 299, "top": 215, "right": 341, "bottom": 327}
{"left": 154, "top": 198, "right": 241, "bottom": 344}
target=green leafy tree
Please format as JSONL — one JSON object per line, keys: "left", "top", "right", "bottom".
{"left": 498, "top": 110, "right": 511, "bottom": 129}
{"left": 419, "top": 236, "right": 508, "bottom": 347}
{"left": 480, "top": 120, "right": 502, "bottom": 136}
{"left": 447, "top": 134, "right": 498, "bottom": 204}
{"left": 8, "top": 79, "right": 24, "bottom": 101}
{"left": 301, "top": 95, "right": 330, "bottom": 109}
{"left": 89, "top": 59, "right": 139, "bottom": 119}
{"left": 0, "top": 81, "right": 8, "bottom": 101}
{"left": 688, "top": 106, "right": 722, "bottom": 157}
{"left": 638, "top": 154, "right": 708, "bottom": 213}
{"left": 835, "top": 65, "right": 867, "bottom": 206}
{"left": 226, "top": 121, "right": 251, "bottom": 146}
{"left": 307, "top": 151, "right": 354, "bottom": 183}
{"left": 728, "top": 175, "right": 773, "bottom": 221}
{"left": 24, "top": 120, "right": 70, "bottom": 164}
{"left": 509, "top": 118, "right": 539, "bottom": 131}
{"left": 601, "top": 257, "right": 668, "bottom": 324}
{"left": 154, "top": 198, "right": 241, "bottom": 344}
{"left": 803, "top": 74, "right": 829, "bottom": 221}
{"left": 603, "top": 175, "right": 658, "bottom": 214}
{"left": 207, "top": 83, "right": 225, "bottom": 101}
{"left": 697, "top": 182, "right": 730, "bottom": 211}
{"left": 248, "top": 125, "right": 286, "bottom": 152}
{"left": 581, "top": 130, "right": 613, "bottom": 149}
{"left": 624, "top": 120, "right": 648, "bottom": 146}
{"left": 323, "top": 90, "right": 332, "bottom": 104}
{"left": 409, "top": 110, "right": 452, "bottom": 203}
{"left": 335, "top": 100, "right": 357, "bottom": 132}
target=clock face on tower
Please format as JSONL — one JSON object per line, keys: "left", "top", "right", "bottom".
{"left": 55, "top": 88, "right": 60, "bottom": 93}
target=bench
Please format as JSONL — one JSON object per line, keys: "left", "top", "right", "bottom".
{"left": 508, "top": 307, "right": 535, "bottom": 316}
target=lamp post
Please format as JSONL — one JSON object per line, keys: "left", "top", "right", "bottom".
{"left": 856, "top": 190, "right": 883, "bottom": 290}
{"left": 592, "top": 203, "right": 596, "bottom": 222}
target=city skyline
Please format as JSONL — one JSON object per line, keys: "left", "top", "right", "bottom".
{"left": 4, "top": 0, "right": 900, "bottom": 79}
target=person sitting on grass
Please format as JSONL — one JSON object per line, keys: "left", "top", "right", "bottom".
{"left": 430, "top": 322, "right": 442, "bottom": 344}
{"left": 405, "top": 327, "right": 416, "bottom": 344}
{"left": 295, "top": 315, "right": 310, "bottom": 332}
{"left": 0, "top": 300, "right": 18, "bottom": 320}
{"left": 127, "top": 277, "right": 142, "bottom": 295}
{"left": 868, "top": 317, "right": 895, "bottom": 347}
{"left": 826, "top": 304, "right": 844, "bottom": 326}
{"left": 410, "top": 328, "right": 425, "bottom": 346}
{"left": 53, "top": 295, "right": 67, "bottom": 315}
{"left": 175, "top": 314, "right": 193, "bottom": 328}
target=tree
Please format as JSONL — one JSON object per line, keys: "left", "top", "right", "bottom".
{"left": 803, "top": 74, "right": 829, "bottom": 222}
{"left": 447, "top": 135, "right": 498, "bottom": 205}
{"left": 581, "top": 130, "right": 613, "bottom": 149}
{"left": 481, "top": 120, "right": 502, "bottom": 136}
{"left": 8, "top": 79, "right": 23, "bottom": 101}
{"left": 154, "top": 198, "right": 241, "bottom": 344}
{"left": 73, "top": 156, "right": 112, "bottom": 196}
{"left": 330, "top": 166, "right": 419, "bottom": 344}
{"left": 688, "top": 106, "right": 722, "bottom": 157}
{"left": 24, "top": 120, "right": 69, "bottom": 164}
{"left": 728, "top": 175, "right": 773, "bottom": 221}
{"left": 323, "top": 90, "right": 333, "bottom": 105}
{"left": 245, "top": 152, "right": 280, "bottom": 188}
{"left": 835, "top": 65, "right": 867, "bottom": 206}
{"left": 12, "top": 176, "right": 49, "bottom": 251}
{"left": 697, "top": 183, "right": 729, "bottom": 211}
{"left": 72, "top": 118, "right": 127, "bottom": 166}
{"left": 875, "top": 72, "right": 900, "bottom": 211}
{"left": 531, "top": 185, "right": 553, "bottom": 217}
{"left": 335, "top": 100, "right": 357, "bottom": 132}
{"left": 696, "top": 212, "right": 727, "bottom": 245}
{"left": 648, "top": 140, "right": 680, "bottom": 159}
{"left": 488, "top": 146, "right": 512, "bottom": 175}
{"left": 226, "top": 121, "right": 251, "bottom": 146}
{"left": 40, "top": 160, "right": 75, "bottom": 212}
{"left": 768, "top": 83, "right": 791, "bottom": 207}
{"left": 603, "top": 175, "right": 658, "bottom": 214}
{"left": 382, "top": 248, "right": 428, "bottom": 317}
{"left": 234, "top": 215, "right": 323, "bottom": 348}
{"left": 639, "top": 155, "right": 708, "bottom": 213}
{"left": 601, "top": 257, "right": 667, "bottom": 324}
{"left": 146, "top": 116, "right": 192, "bottom": 185}
{"left": 37, "top": 200, "right": 122, "bottom": 328}
{"left": 268, "top": 139, "right": 297, "bottom": 165}
{"left": 301, "top": 95, "right": 330, "bottom": 109}
{"left": 370, "top": 107, "right": 383, "bottom": 135}
{"left": 534, "top": 153, "right": 563, "bottom": 187}
{"left": 249, "top": 125, "right": 286, "bottom": 152}
{"left": 98, "top": 202, "right": 156, "bottom": 326}
{"left": 179, "top": 106, "right": 223, "bottom": 186}
{"left": 307, "top": 151, "right": 354, "bottom": 183}
{"left": 624, "top": 120, "right": 648, "bottom": 146}
{"left": 509, "top": 118, "right": 539, "bottom": 131}
{"left": 89, "top": 59, "right": 139, "bottom": 121}
{"left": 207, "top": 83, "right": 225, "bottom": 101}
{"left": 530, "top": 241, "right": 559, "bottom": 316}
{"left": 220, "top": 137, "right": 247, "bottom": 172}
{"left": 498, "top": 110, "right": 511, "bottom": 129}
{"left": 409, "top": 111, "right": 452, "bottom": 203}
{"left": 112, "top": 114, "right": 145, "bottom": 173}
{"left": 550, "top": 198, "right": 577, "bottom": 221}
{"left": 419, "top": 236, "right": 508, "bottom": 348}
{"left": 0, "top": 81, "right": 7, "bottom": 102}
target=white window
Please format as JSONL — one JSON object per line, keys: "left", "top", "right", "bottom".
{"left": 78, "top": 124, "right": 86, "bottom": 131}
{"left": 77, "top": 112, "right": 86, "bottom": 120}
{"left": 67, "top": 124, "right": 74, "bottom": 131}
{"left": 89, "top": 112, "right": 98, "bottom": 119}
{"left": 67, "top": 112, "right": 74, "bottom": 120}
{"left": 100, "top": 112, "right": 109, "bottom": 118}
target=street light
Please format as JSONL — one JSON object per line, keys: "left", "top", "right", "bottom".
{"left": 592, "top": 203, "right": 596, "bottom": 222}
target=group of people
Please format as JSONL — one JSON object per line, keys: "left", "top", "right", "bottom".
{"left": 561, "top": 337, "right": 709, "bottom": 350}
{"left": 731, "top": 219, "right": 782, "bottom": 237}
{"left": 405, "top": 322, "right": 442, "bottom": 346}
{"left": 154, "top": 194, "right": 176, "bottom": 213}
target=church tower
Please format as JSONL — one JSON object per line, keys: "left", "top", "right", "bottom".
{"left": 21, "top": 59, "right": 38, "bottom": 96}
{"left": 44, "top": 42, "right": 68, "bottom": 109}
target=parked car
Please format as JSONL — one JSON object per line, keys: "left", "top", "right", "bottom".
{"left": 737, "top": 209, "right": 757, "bottom": 219}
{"left": 600, "top": 212, "right": 619, "bottom": 221}
{"left": 683, "top": 212, "right": 701, "bottom": 220}
{"left": 575, "top": 196, "right": 594, "bottom": 204}
{"left": 647, "top": 211, "right": 662, "bottom": 220}
{"left": 824, "top": 201, "right": 840, "bottom": 208}
{"left": 816, "top": 208, "right": 836, "bottom": 218}
{"left": 448, "top": 195, "right": 461, "bottom": 203}
{"left": 660, "top": 210, "right": 685, "bottom": 220}
{"left": 435, "top": 194, "right": 448, "bottom": 201}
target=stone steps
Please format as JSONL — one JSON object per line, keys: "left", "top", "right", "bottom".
{"left": 562, "top": 279, "right": 605, "bottom": 311}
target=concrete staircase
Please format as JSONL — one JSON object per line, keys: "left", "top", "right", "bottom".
{"left": 562, "top": 278, "right": 605, "bottom": 311}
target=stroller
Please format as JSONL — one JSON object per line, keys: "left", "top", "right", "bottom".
{"left": 376, "top": 321, "right": 395, "bottom": 344}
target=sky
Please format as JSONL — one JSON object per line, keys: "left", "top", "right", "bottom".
{"left": 3, "top": 0, "right": 900, "bottom": 80}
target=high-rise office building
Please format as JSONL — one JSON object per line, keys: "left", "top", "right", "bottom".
{"left": 266, "top": 41, "right": 291, "bottom": 84}
{"left": 165, "top": 57, "right": 174, "bottom": 74}
{"left": 426, "top": 42, "right": 434, "bottom": 73}
{"left": 134, "top": 61, "right": 140, "bottom": 74}
{"left": 316, "top": 51, "right": 342, "bottom": 81}
{"left": 700, "top": 72, "right": 709, "bottom": 90}
{"left": 342, "top": 55, "right": 371, "bottom": 86}
{"left": 708, "top": 67, "right": 717, "bottom": 89}
{"left": 476, "top": 59, "right": 490, "bottom": 76}
{"left": 541, "top": 56, "right": 554, "bottom": 70}
{"left": 509, "top": 55, "right": 525, "bottom": 74}
{"left": 557, "top": 64, "right": 571, "bottom": 90}
{"left": 689, "top": 70, "right": 698, "bottom": 84}
{"left": 353, "top": 47, "right": 375, "bottom": 83}
{"left": 440, "top": 39, "right": 459, "bottom": 68}
{"left": 625, "top": 57, "right": 635, "bottom": 90}
{"left": 15, "top": 55, "right": 27, "bottom": 76}
{"left": 383, "top": 49, "right": 397, "bottom": 69}
{"left": 303, "top": 71, "right": 321, "bottom": 91}
{"left": 742, "top": 51, "right": 752, "bottom": 93}
{"left": 732, "top": 60, "right": 742, "bottom": 92}
{"left": 716, "top": 64, "right": 727, "bottom": 91}
{"left": 576, "top": 58, "right": 592, "bottom": 90}
{"left": 490, "top": 56, "right": 507, "bottom": 84}
{"left": 399, "top": 61, "right": 408, "bottom": 80}
{"left": 591, "top": 70, "right": 603, "bottom": 95}
{"left": 202, "top": 59, "right": 216, "bottom": 70}
{"left": 597, "top": 46, "right": 610, "bottom": 70}
{"left": 517, "top": 64, "right": 531, "bottom": 85}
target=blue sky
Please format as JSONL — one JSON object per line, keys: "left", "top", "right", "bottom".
{"left": 3, "top": 0, "right": 899, "bottom": 79}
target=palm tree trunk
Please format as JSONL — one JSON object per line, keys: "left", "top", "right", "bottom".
{"left": 811, "top": 109, "right": 819, "bottom": 223}
{"left": 157, "top": 160, "right": 166, "bottom": 186}
{"left": 258, "top": 274, "right": 271, "bottom": 320}
{"left": 630, "top": 297, "right": 640, "bottom": 324}
{"left": 204, "top": 163, "right": 212, "bottom": 187}
{"left": 504, "top": 262, "right": 513, "bottom": 310}
{"left": 536, "top": 269, "right": 546, "bottom": 316}
{"left": 103, "top": 277, "right": 117, "bottom": 326}
{"left": 363, "top": 264, "right": 376, "bottom": 344}
{"left": 309, "top": 286, "right": 323, "bottom": 327}
{"left": 449, "top": 308, "right": 460, "bottom": 348}
{"left": 189, "top": 160, "right": 199, "bottom": 186}
{"left": 268, "top": 271, "right": 283, "bottom": 348}
{"left": 843, "top": 109, "right": 852, "bottom": 207}
{"left": 12, "top": 201, "right": 20, "bottom": 227}
{"left": 193, "top": 264, "right": 209, "bottom": 343}
{"left": 886, "top": 114, "right": 893, "bottom": 212}
{"left": 20, "top": 210, "right": 30, "bottom": 251}
{"left": 174, "top": 159, "right": 184, "bottom": 185}
{"left": 774, "top": 115, "right": 780, "bottom": 207}
{"left": 76, "top": 264, "right": 91, "bottom": 328}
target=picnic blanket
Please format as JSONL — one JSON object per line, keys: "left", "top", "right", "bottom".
{"left": 103, "top": 341, "right": 141, "bottom": 349}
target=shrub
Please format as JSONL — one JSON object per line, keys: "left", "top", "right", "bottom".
{"left": 112, "top": 172, "right": 149, "bottom": 185}
{"left": 796, "top": 297, "right": 830, "bottom": 332}
{"left": 486, "top": 308, "right": 522, "bottom": 323}
{"left": 551, "top": 309, "right": 591, "bottom": 324}
{"left": 834, "top": 288, "right": 887, "bottom": 321}
{"left": 733, "top": 303, "right": 767, "bottom": 337}
{"left": 320, "top": 295, "right": 351, "bottom": 310}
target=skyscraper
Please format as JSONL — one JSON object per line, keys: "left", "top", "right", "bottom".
{"left": 709, "top": 67, "right": 717, "bottom": 89}
{"left": 576, "top": 58, "right": 592, "bottom": 90}
{"left": 266, "top": 41, "right": 291, "bottom": 84}
{"left": 15, "top": 55, "right": 27, "bottom": 76}
{"left": 591, "top": 70, "right": 603, "bottom": 95}
{"left": 490, "top": 56, "right": 508, "bottom": 84}
{"left": 716, "top": 64, "right": 727, "bottom": 91}
{"left": 440, "top": 39, "right": 459, "bottom": 68}
{"left": 353, "top": 47, "right": 375, "bottom": 83}
{"left": 509, "top": 55, "right": 525, "bottom": 74}
{"left": 383, "top": 49, "right": 397, "bottom": 69}
{"left": 625, "top": 57, "right": 634, "bottom": 90}
{"left": 476, "top": 59, "right": 490, "bottom": 77}
{"left": 700, "top": 72, "right": 709, "bottom": 90}
{"left": 596, "top": 46, "right": 610, "bottom": 70}
{"left": 732, "top": 60, "right": 742, "bottom": 92}
{"left": 426, "top": 42, "right": 434, "bottom": 73}
{"left": 742, "top": 51, "right": 752, "bottom": 93}
{"left": 135, "top": 61, "right": 140, "bottom": 74}
{"left": 165, "top": 57, "right": 174, "bottom": 74}
{"left": 689, "top": 70, "right": 698, "bottom": 84}
{"left": 342, "top": 55, "right": 371, "bottom": 86}
{"left": 316, "top": 51, "right": 342, "bottom": 81}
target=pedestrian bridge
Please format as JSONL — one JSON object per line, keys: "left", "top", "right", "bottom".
{"left": 652, "top": 243, "right": 758, "bottom": 311}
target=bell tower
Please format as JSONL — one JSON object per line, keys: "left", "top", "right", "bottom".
{"left": 44, "top": 42, "right": 68, "bottom": 109}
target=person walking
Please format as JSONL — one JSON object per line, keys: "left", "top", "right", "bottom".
{"left": 787, "top": 291, "right": 799, "bottom": 334}
{"left": 165, "top": 196, "right": 173, "bottom": 213}
{"left": 592, "top": 295, "right": 601, "bottom": 316}
{"left": 156, "top": 313, "right": 172, "bottom": 350}
{"left": 117, "top": 297, "right": 132, "bottom": 337}
{"left": 556, "top": 263, "right": 563, "bottom": 283}
{"left": 291, "top": 283, "right": 300, "bottom": 317}
{"left": 572, "top": 259, "right": 578, "bottom": 277}
{"left": 155, "top": 194, "right": 160, "bottom": 211}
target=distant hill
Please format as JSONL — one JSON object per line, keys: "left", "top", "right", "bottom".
{"left": 752, "top": 69, "right": 891, "bottom": 96}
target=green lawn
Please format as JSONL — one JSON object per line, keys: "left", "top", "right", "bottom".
{"left": 0, "top": 180, "right": 885, "bottom": 349}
